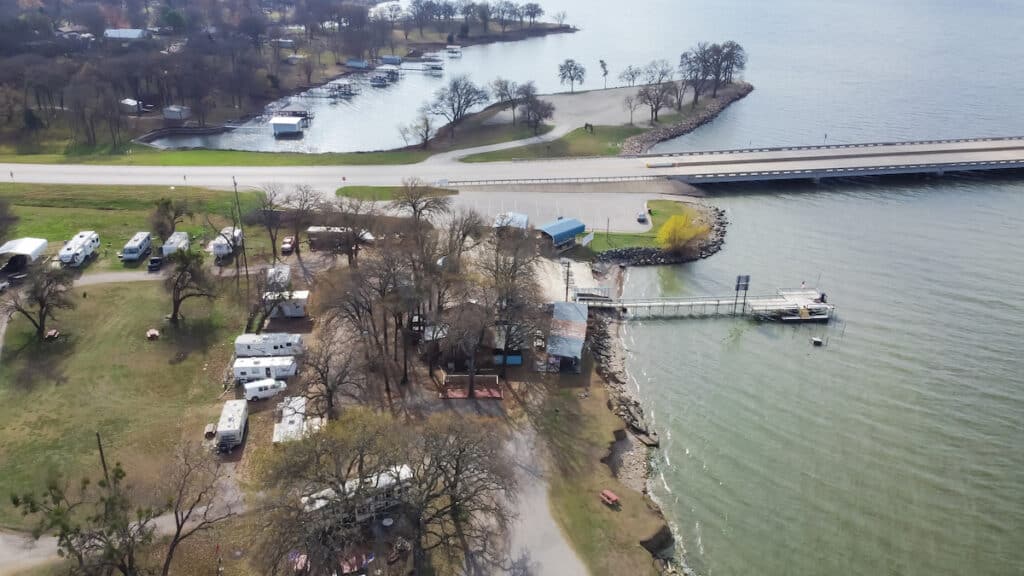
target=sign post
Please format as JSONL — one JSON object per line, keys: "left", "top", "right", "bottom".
{"left": 734, "top": 275, "right": 750, "bottom": 314}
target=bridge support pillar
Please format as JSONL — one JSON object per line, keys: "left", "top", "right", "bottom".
{"left": 812, "top": 177, "right": 821, "bottom": 185}
{"left": 936, "top": 170, "right": 944, "bottom": 177}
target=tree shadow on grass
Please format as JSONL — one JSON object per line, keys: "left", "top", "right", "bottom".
{"left": 163, "top": 316, "right": 221, "bottom": 365}
{"left": 5, "top": 332, "right": 74, "bottom": 391}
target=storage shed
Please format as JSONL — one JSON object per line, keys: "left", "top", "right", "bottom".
{"left": 0, "top": 237, "right": 48, "bottom": 272}
{"left": 538, "top": 218, "right": 586, "bottom": 250}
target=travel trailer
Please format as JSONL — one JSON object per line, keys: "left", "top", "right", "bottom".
{"left": 272, "top": 396, "right": 325, "bottom": 443}
{"left": 232, "top": 356, "right": 298, "bottom": 382}
{"left": 301, "top": 465, "right": 413, "bottom": 521}
{"left": 122, "top": 232, "right": 152, "bottom": 262}
{"left": 243, "top": 379, "right": 287, "bottom": 401}
{"left": 59, "top": 231, "right": 100, "bottom": 267}
{"left": 161, "top": 231, "right": 190, "bottom": 257}
{"left": 211, "top": 227, "right": 243, "bottom": 258}
{"left": 234, "top": 333, "right": 304, "bottom": 357}
{"left": 265, "top": 290, "right": 309, "bottom": 318}
{"left": 215, "top": 400, "right": 248, "bottom": 452}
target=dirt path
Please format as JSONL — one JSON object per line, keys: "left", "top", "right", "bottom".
{"left": 503, "top": 426, "right": 589, "bottom": 576}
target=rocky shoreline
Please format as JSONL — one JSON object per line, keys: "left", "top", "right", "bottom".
{"left": 620, "top": 81, "right": 755, "bottom": 155}
{"left": 597, "top": 203, "right": 729, "bottom": 266}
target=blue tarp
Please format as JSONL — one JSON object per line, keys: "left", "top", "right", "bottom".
{"left": 538, "top": 218, "right": 586, "bottom": 246}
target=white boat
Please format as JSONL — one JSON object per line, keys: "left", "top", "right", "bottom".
{"left": 446, "top": 45, "right": 462, "bottom": 58}
{"left": 424, "top": 61, "right": 444, "bottom": 76}
{"left": 369, "top": 74, "right": 388, "bottom": 87}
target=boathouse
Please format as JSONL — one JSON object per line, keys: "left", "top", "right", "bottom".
{"left": 545, "top": 302, "right": 588, "bottom": 373}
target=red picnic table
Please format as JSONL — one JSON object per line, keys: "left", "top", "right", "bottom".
{"left": 600, "top": 489, "right": 620, "bottom": 507}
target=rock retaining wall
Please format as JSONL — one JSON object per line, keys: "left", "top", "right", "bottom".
{"left": 620, "top": 82, "right": 755, "bottom": 155}
{"left": 597, "top": 206, "right": 729, "bottom": 266}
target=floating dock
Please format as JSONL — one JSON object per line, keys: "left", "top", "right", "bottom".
{"left": 577, "top": 288, "right": 834, "bottom": 322}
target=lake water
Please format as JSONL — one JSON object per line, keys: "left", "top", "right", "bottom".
{"left": 156, "top": 1, "right": 1024, "bottom": 574}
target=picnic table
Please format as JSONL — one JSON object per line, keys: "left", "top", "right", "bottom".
{"left": 600, "top": 489, "right": 620, "bottom": 507}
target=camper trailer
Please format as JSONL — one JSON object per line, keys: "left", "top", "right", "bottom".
{"left": 233, "top": 356, "right": 298, "bottom": 382}
{"left": 301, "top": 465, "right": 413, "bottom": 520}
{"left": 59, "top": 231, "right": 100, "bottom": 267}
{"left": 215, "top": 400, "right": 248, "bottom": 452}
{"left": 211, "top": 227, "right": 243, "bottom": 258}
{"left": 243, "top": 378, "right": 287, "bottom": 401}
{"left": 272, "top": 396, "right": 325, "bottom": 443}
{"left": 162, "top": 231, "right": 190, "bottom": 257}
{"left": 122, "top": 232, "right": 152, "bottom": 262}
{"left": 266, "top": 264, "right": 291, "bottom": 291}
{"left": 265, "top": 290, "right": 309, "bottom": 318}
{"left": 234, "top": 333, "right": 304, "bottom": 357}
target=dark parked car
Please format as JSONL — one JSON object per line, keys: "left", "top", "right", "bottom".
{"left": 147, "top": 256, "right": 163, "bottom": 272}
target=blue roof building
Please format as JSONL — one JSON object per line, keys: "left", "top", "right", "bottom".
{"left": 538, "top": 218, "right": 585, "bottom": 248}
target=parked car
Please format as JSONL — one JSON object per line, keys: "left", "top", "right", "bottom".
{"left": 147, "top": 256, "right": 163, "bottom": 272}
{"left": 281, "top": 236, "right": 295, "bottom": 255}
{"left": 637, "top": 211, "right": 649, "bottom": 224}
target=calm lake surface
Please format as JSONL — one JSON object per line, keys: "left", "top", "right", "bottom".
{"left": 162, "top": 1, "right": 1024, "bottom": 573}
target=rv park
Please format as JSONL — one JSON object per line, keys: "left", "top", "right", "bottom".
{"left": 0, "top": 179, "right": 707, "bottom": 576}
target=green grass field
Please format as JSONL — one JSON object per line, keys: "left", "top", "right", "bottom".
{"left": 584, "top": 199, "right": 702, "bottom": 252}
{"left": 0, "top": 183, "right": 268, "bottom": 270}
{"left": 335, "top": 185, "right": 458, "bottom": 201}
{"left": 461, "top": 124, "right": 645, "bottom": 162}
{"left": 0, "top": 283, "right": 247, "bottom": 529}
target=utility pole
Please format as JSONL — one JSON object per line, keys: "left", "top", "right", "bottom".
{"left": 562, "top": 258, "right": 572, "bottom": 301}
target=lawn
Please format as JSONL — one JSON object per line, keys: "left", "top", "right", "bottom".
{"left": 0, "top": 183, "right": 269, "bottom": 270}
{"left": 584, "top": 199, "right": 704, "bottom": 252}
{"left": 336, "top": 185, "right": 458, "bottom": 201}
{"left": 536, "top": 372, "right": 664, "bottom": 576}
{"left": 461, "top": 124, "right": 645, "bottom": 162}
{"left": 0, "top": 282, "right": 247, "bottom": 529}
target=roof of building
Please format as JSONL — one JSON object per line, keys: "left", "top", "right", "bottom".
{"left": 104, "top": 28, "right": 148, "bottom": 40}
{"left": 538, "top": 218, "right": 586, "bottom": 245}
{"left": 269, "top": 116, "right": 304, "bottom": 126}
{"left": 494, "top": 212, "right": 529, "bottom": 229}
{"left": 546, "top": 302, "right": 588, "bottom": 359}
{"left": 0, "top": 237, "right": 48, "bottom": 261}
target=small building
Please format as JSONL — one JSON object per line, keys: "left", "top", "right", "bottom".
{"left": 162, "top": 105, "right": 191, "bottom": 121}
{"left": 345, "top": 58, "right": 370, "bottom": 69}
{"left": 494, "top": 212, "right": 529, "bottom": 229}
{"left": 492, "top": 326, "right": 524, "bottom": 366}
{"left": 545, "top": 301, "right": 588, "bottom": 373}
{"left": 538, "top": 218, "right": 586, "bottom": 251}
{"left": 119, "top": 98, "right": 142, "bottom": 114}
{"left": 104, "top": 28, "right": 150, "bottom": 41}
{"left": 0, "top": 237, "right": 48, "bottom": 272}
{"left": 265, "top": 290, "right": 310, "bottom": 318}
{"left": 380, "top": 55, "right": 403, "bottom": 65}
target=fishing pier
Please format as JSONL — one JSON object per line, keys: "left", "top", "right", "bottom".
{"left": 576, "top": 287, "right": 835, "bottom": 323}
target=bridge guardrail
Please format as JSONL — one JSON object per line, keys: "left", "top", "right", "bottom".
{"left": 640, "top": 136, "right": 1024, "bottom": 159}
{"left": 447, "top": 175, "right": 660, "bottom": 186}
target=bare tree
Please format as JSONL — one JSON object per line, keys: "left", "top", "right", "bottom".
{"left": 287, "top": 184, "right": 320, "bottom": 256}
{"left": 150, "top": 198, "right": 193, "bottom": 242}
{"left": 389, "top": 177, "right": 453, "bottom": 225}
{"left": 618, "top": 64, "right": 641, "bottom": 87}
{"left": 490, "top": 77, "right": 520, "bottom": 125}
{"left": 522, "top": 2, "right": 543, "bottom": 25}
{"left": 642, "top": 60, "right": 676, "bottom": 121}
{"left": 553, "top": 10, "right": 567, "bottom": 26}
{"left": 557, "top": 58, "right": 585, "bottom": 92}
{"left": 480, "top": 228, "right": 542, "bottom": 379}
{"left": 303, "top": 335, "right": 366, "bottom": 418}
{"left": 251, "top": 184, "right": 285, "bottom": 262}
{"left": 399, "top": 106, "right": 436, "bottom": 149}
{"left": 599, "top": 59, "right": 608, "bottom": 88}
{"left": 519, "top": 89, "right": 554, "bottom": 134}
{"left": 164, "top": 249, "right": 217, "bottom": 324}
{"left": 429, "top": 75, "right": 489, "bottom": 141}
{"left": 680, "top": 42, "right": 713, "bottom": 107}
{"left": 623, "top": 94, "right": 641, "bottom": 125}
{"left": 1, "top": 265, "right": 75, "bottom": 340}
{"left": 159, "top": 443, "right": 237, "bottom": 576}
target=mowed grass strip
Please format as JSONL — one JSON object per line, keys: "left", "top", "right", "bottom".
{"left": 538, "top": 379, "right": 663, "bottom": 576}
{"left": 0, "top": 183, "right": 267, "bottom": 270}
{"left": 0, "top": 282, "right": 246, "bottom": 529}
{"left": 336, "top": 185, "right": 458, "bottom": 202}
{"left": 585, "top": 199, "right": 701, "bottom": 252}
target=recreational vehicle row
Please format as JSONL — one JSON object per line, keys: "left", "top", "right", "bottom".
{"left": 233, "top": 356, "right": 298, "bottom": 382}
{"left": 234, "top": 333, "right": 304, "bottom": 357}
{"left": 59, "top": 231, "right": 100, "bottom": 267}
{"left": 122, "top": 231, "right": 152, "bottom": 262}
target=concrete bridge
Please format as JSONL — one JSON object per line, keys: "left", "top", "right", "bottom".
{"left": 642, "top": 136, "right": 1024, "bottom": 184}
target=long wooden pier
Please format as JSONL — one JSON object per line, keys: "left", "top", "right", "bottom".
{"left": 578, "top": 289, "right": 835, "bottom": 322}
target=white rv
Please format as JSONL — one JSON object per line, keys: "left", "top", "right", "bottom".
{"left": 233, "top": 356, "right": 298, "bottom": 382}
{"left": 59, "top": 231, "right": 100, "bottom": 267}
{"left": 215, "top": 399, "right": 248, "bottom": 452}
{"left": 162, "top": 231, "right": 190, "bottom": 257}
{"left": 243, "top": 378, "right": 287, "bottom": 401}
{"left": 302, "top": 465, "right": 413, "bottom": 520}
{"left": 211, "top": 227, "right": 243, "bottom": 258}
{"left": 234, "top": 333, "right": 304, "bottom": 357}
{"left": 272, "top": 396, "right": 325, "bottom": 443}
{"left": 122, "top": 232, "right": 152, "bottom": 262}
{"left": 265, "top": 290, "right": 309, "bottom": 319}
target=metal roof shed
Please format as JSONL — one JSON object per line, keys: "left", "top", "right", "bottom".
{"left": 546, "top": 302, "right": 588, "bottom": 372}
{"left": 0, "top": 238, "right": 48, "bottom": 262}
{"left": 538, "top": 218, "right": 586, "bottom": 246}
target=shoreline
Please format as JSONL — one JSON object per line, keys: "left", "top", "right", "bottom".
{"left": 621, "top": 82, "right": 755, "bottom": 155}
{"left": 597, "top": 201, "right": 729, "bottom": 266}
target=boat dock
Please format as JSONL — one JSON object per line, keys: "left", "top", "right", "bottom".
{"left": 577, "top": 288, "right": 835, "bottom": 322}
